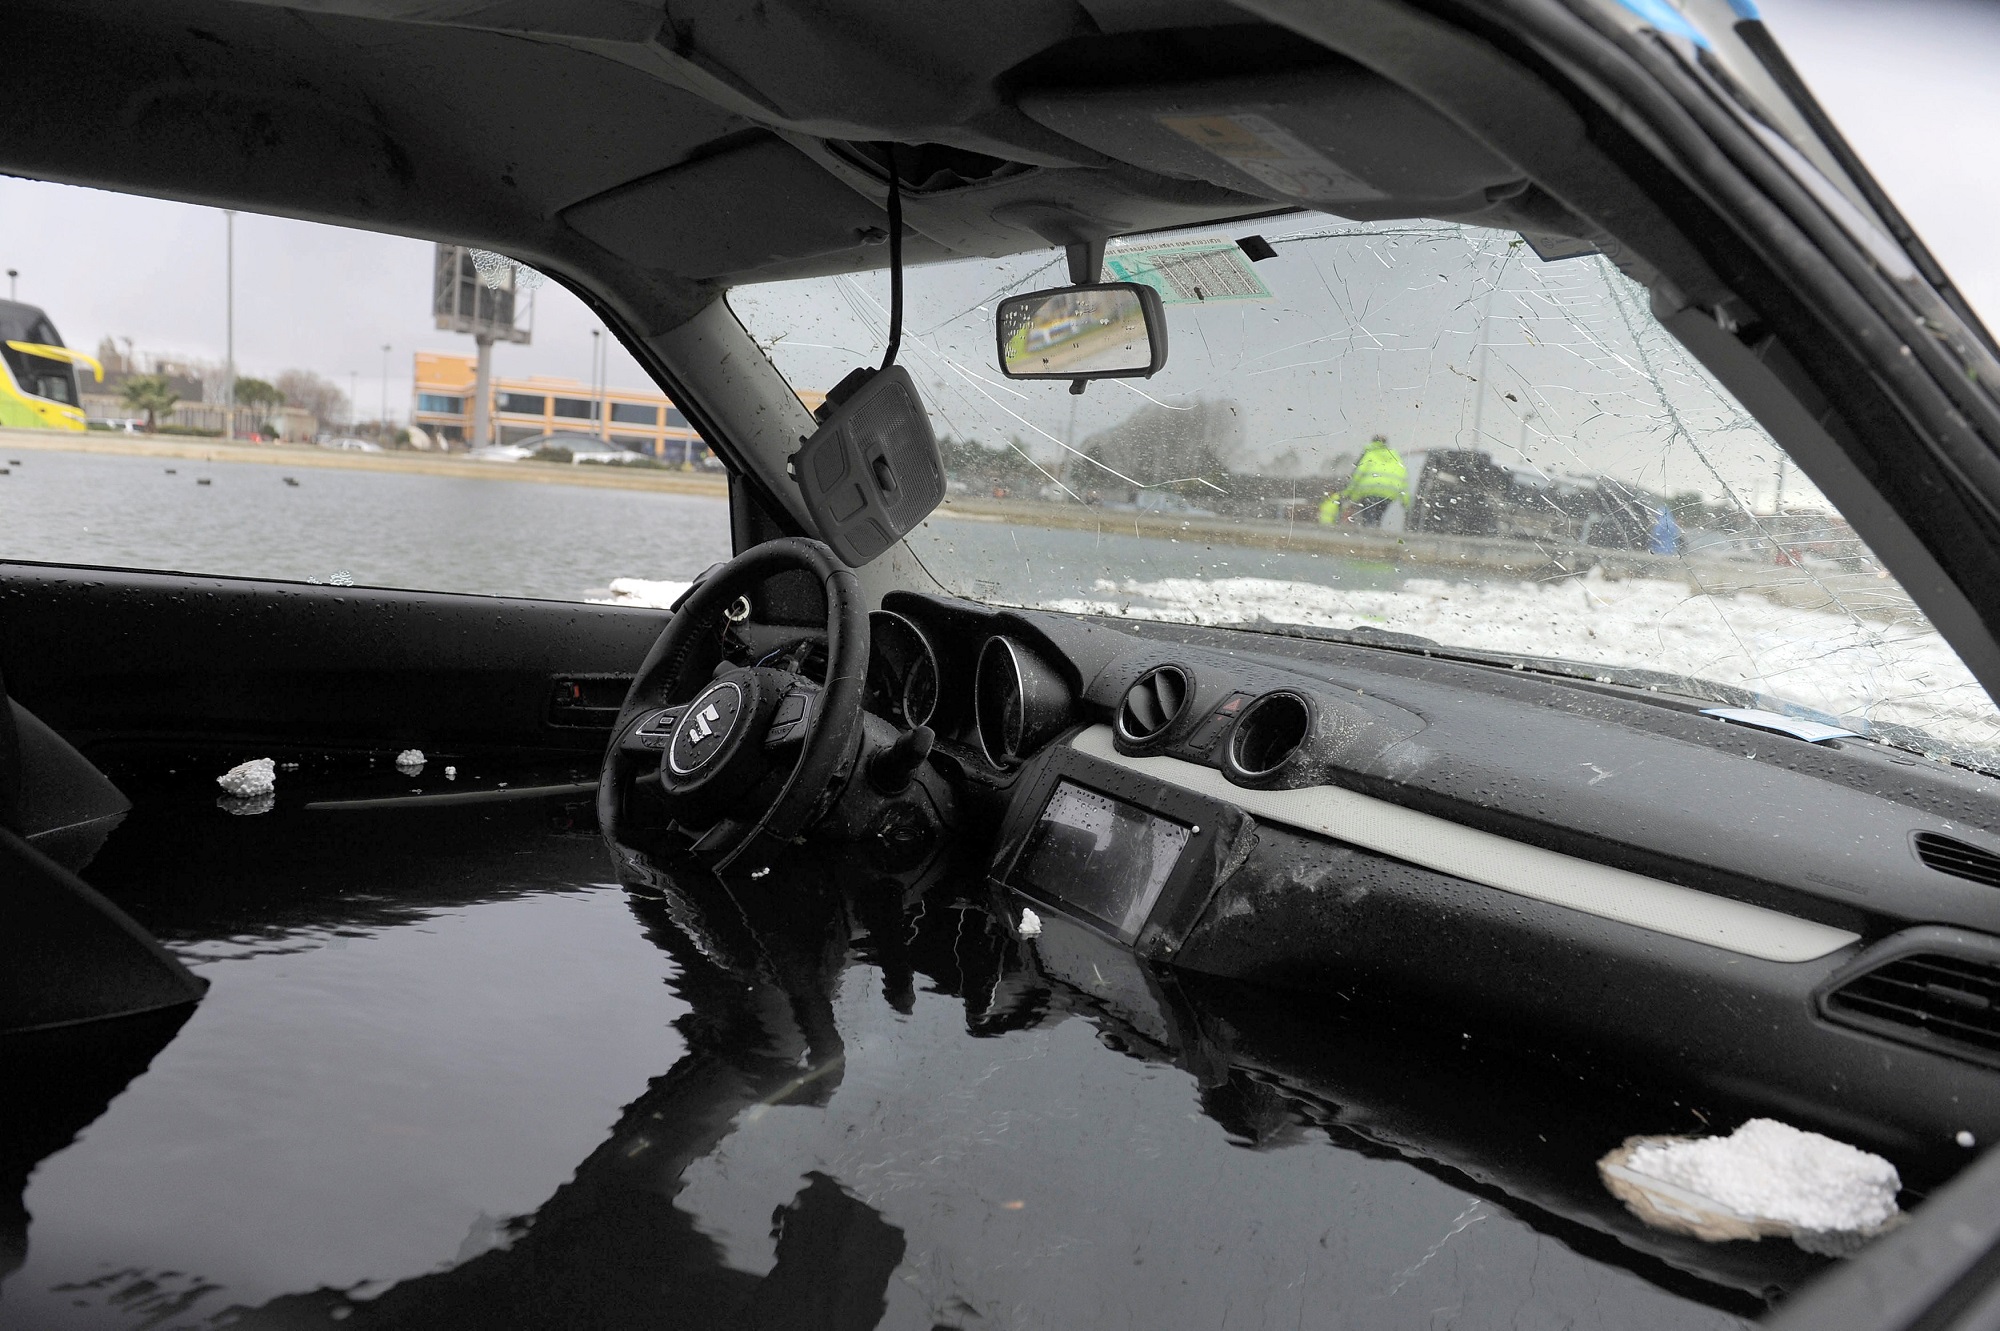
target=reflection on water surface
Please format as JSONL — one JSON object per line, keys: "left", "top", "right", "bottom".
{"left": 1, "top": 775, "right": 1771, "bottom": 1329}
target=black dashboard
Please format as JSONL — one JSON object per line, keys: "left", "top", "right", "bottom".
{"left": 867, "top": 589, "right": 2000, "bottom": 1188}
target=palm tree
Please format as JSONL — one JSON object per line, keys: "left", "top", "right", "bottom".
{"left": 120, "top": 374, "right": 179, "bottom": 433}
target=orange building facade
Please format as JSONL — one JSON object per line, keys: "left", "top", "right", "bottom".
{"left": 411, "top": 351, "right": 711, "bottom": 462}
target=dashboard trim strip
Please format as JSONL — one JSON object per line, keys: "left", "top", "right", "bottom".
{"left": 1071, "top": 726, "right": 1859, "bottom": 963}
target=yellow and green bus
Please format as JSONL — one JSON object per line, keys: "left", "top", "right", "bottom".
{"left": 0, "top": 300, "right": 101, "bottom": 431}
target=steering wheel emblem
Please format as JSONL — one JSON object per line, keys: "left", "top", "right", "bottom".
{"left": 668, "top": 681, "right": 745, "bottom": 775}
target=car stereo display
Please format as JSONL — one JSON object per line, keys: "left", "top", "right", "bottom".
{"left": 1015, "top": 780, "right": 1192, "bottom": 942}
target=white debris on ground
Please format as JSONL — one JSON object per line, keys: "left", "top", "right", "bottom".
{"left": 395, "top": 748, "right": 426, "bottom": 772}
{"left": 1045, "top": 572, "right": 2000, "bottom": 755}
{"left": 216, "top": 758, "right": 277, "bottom": 798}
{"left": 591, "top": 578, "right": 692, "bottom": 609}
{"left": 1600, "top": 1118, "right": 1901, "bottom": 1250}
{"left": 1018, "top": 907, "right": 1043, "bottom": 939}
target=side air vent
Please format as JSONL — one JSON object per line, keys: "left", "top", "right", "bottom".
{"left": 1116, "top": 666, "right": 1190, "bottom": 744}
{"left": 1224, "top": 692, "right": 1312, "bottom": 782}
{"left": 1914, "top": 831, "right": 2000, "bottom": 890}
{"left": 1823, "top": 944, "right": 2000, "bottom": 1070}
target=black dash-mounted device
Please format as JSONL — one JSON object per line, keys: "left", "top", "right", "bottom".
{"left": 792, "top": 365, "right": 945, "bottom": 568}
{"left": 788, "top": 142, "right": 946, "bottom": 568}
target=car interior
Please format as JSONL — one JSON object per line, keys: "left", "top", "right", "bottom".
{"left": 7, "top": 1, "right": 2000, "bottom": 1327}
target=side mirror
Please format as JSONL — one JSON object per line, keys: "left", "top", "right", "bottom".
{"left": 995, "top": 282, "right": 1168, "bottom": 383}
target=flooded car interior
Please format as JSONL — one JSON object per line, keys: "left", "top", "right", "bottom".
{"left": 7, "top": 0, "right": 2000, "bottom": 1328}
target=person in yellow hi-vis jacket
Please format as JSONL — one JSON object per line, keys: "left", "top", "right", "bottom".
{"left": 1318, "top": 435, "right": 1408, "bottom": 526}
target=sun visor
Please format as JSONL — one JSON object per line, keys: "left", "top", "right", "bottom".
{"left": 563, "top": 134, "right": 890, "bottom": 281}
{"left": 1019, "top": 70, "right": 1523, "bottom": 217}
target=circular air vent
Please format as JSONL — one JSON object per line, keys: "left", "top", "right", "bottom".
{"left": 1116, "top": 666, "right": 1191, "bottom": 745}
{"left": 1226, "top": 692, "right": 1312, "bottom": 781}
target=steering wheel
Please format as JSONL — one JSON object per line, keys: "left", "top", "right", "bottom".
{"left": 598, "top": 538, "right": 869, "bottom": 872}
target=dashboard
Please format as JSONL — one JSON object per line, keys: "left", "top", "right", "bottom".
{"left": 865, "top": 589, "right": 2000, "bottom": 1185}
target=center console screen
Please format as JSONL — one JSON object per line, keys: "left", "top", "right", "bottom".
{"left": 1014, "top": 780, "right": 1192, "bottom": 942}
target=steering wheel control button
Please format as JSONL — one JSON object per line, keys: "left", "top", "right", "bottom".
{"left": 762, "top": 683, "right": 823, "bottom": 748}
{"left": 643, "top": 707, "right": 682, "bottom": 733}
{"left": 670, "top": 681, "right": 745, "bottom": 776}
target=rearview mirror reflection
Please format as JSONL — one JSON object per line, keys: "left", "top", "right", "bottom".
{"left": 995, "top": 282, "right": 1167, "bottom": 381}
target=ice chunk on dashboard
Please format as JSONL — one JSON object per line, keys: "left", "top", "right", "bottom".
{"left": 217, "top": 758, "right": 276, "bottom": 798}
{"left": 1600, "top": 1118, "right": 1900, "bottom": 1252}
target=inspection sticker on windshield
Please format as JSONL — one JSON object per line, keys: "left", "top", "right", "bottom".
{"left": 1103, "top": 236, "right": 1271, "bottom": 305}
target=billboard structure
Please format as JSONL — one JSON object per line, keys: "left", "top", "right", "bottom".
{"left": 433, "top": 244, "right": 535, "bottom": 448}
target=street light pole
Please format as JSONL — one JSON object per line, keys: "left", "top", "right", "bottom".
{"left": 5, "top": 269, "right": 15, "bottom": 301}
{"left": 592, "top": 329, "right": 605, "bottom": 440}
{"left": 223, "top": 211, "right": 236, "bottom": 439}
{"left": 380, "top": 343, "right": 391, "bottom": 443}
{"left": 349, "top": 371, "right": 359, "bottom": 431}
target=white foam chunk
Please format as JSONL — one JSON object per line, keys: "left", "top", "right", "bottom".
{"left": 1623, "top": 1118, "right": 1900, "bottom": 1234}
{"left": 591, "top": 578, "right": 692, "bottom": 609}
{"left": 217, "top": 758, "right": 277, "bottom": 798}
{"left": 395, "top": 748, "right": 426, "bottom": 769}
{"left": 1018, "top": 908, "right": 1043, "bottom": 939}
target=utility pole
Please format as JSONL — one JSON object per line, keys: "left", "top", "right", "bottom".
{"left": 1468, "top": 267, "right": 1504, "bottom": 450}
{"left": 5, "top": 269, "right": 15, "bottom": 301}
{"left": 223, "top": 211, "right": 236, "bottom": 439}
{"left": 471, "top": 334, "right": 493, "bottom": 451}
{"left": 592, "top": 329, "right": 606, "bottom": 440}
{"left": 348, "top": 371, "right": 359, "bottom": 431}
{"left": 380, "top": 343, "right": 391, "bottom": 443}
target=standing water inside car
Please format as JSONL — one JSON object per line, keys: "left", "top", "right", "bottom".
{"left": 0, "top": 770, "right": 1793, "bottom": 1329}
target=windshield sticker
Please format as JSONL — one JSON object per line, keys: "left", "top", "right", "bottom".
{"left": 1158, "top": 112, "right": 1387, "bottom": 203}
{"left": 1102, "top": 236, "right": 1272, "bottom": 305}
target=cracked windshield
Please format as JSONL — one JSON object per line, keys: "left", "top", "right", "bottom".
{"left": 733, "top": 215, "right": 2000, "bottom": 768}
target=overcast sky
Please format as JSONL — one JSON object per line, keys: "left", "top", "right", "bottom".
{"left": 0, "top": 0, "right": 1989, "bottom": 426}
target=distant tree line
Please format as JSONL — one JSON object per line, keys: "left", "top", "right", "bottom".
{"left": 94, "top": 337, "right": 351, "bottom": 431}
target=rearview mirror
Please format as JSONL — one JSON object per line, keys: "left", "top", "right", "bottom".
{"left": 995, "top": 282, "right": 1168, "bottom": 381}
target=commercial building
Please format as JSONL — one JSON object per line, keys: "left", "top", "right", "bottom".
{"left": 410, "top": 353, "right": 700, "bottom": 460}
{"left": 79, "top": 392, "right": 316, "bottom": 442}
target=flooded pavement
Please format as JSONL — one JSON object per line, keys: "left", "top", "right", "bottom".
{"left": 0, "top": 449, "right": 731, "bottom": 602}
{"left": 1, "top": 765, "right": 1790, "bottom": 1329}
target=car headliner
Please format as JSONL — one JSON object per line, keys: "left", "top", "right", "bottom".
{"left": 0, "top": 0, "right": 1628, "bottom": 337}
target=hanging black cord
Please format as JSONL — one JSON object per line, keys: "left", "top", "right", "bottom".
{"left": 879, "top": 143, "right": 903, "bottom": 372}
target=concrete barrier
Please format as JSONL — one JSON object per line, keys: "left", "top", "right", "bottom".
{"left": 933, "top": 495, "right": 1920, "bottom": 623}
